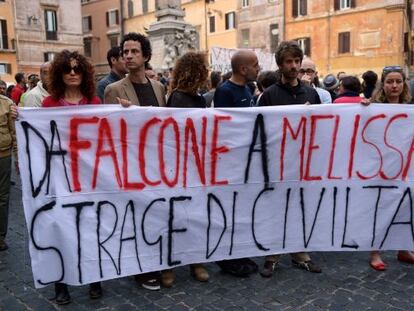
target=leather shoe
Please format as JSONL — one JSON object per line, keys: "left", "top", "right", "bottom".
{"left": 190, "top": 264, "right": 209, "bottom": 282}
{"left": 397, "top": 251, "right": 414, "bottom": 264}
{"left": 260, "top": 260, "right": 278, "bottom": 278}
{"left": 54, "top": 283, "right": 71, "bottom": 305}
{"left": 216, "top": 259, "right": 251, "bottom": 277}
{"left": 89, "top": 282, "right": 102, "bottom": 299}
{"left": 161, "top": 269, "right": 175, "bottom": 288}
{"left": 0, "top": 239, "right": 8, "bottom": 251}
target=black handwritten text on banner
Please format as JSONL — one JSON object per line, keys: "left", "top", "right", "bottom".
{"left": 16, "top": 104, "right": 414, "bottom": 287}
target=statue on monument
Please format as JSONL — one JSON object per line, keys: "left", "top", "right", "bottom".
{"left": 156, "top": 0, "right": 181, "bottom": 10}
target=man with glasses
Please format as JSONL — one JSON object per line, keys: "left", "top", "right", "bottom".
{"left": 298, "top": 58, "right": 332, "bottom": 104}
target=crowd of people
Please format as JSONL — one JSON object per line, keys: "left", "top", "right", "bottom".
{"left": 1, "top": 33, "right": 414, "bottom": 305}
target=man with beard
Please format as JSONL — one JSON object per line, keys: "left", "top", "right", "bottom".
{"left": 258, "top": 40, "right": 322, "bottom": 278}
{"left": 259, "top": 41, "right": 320, "bottom": 107}
{"left": 213, "top": 49, "right": 261, "bottom": 277}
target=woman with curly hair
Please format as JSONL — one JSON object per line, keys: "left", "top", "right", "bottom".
{"left": 42, "top": 50, "right": 101, "bottom": 107}
{"left": 41, "top": 50, "right": 101, "bottom": 304}
{"left": 161, "top": 51, "right": 210, "bottom": 288}
{"left": 369, "top": 66, "right": 414, "bottom": 271}
{"left": 166, "top": 51, "right": 208, "bottom": 108}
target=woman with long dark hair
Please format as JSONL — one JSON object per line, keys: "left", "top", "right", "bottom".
{"left": 42, "top": 50, "right": 101, "bottom": 304}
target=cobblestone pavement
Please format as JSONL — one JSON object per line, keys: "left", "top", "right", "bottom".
{"left": 1, "top": 173, "right": 414, "bottom": 311}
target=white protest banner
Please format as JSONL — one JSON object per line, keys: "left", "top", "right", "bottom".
{"left": 16, "top": 104, "right": 414, "bottom": 288}
{"left": 211, "top": 47, "right": 277, "bottom": 72}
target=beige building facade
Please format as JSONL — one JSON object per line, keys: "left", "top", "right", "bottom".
{"left": 13, "top": 0, "right": 83, "bottom": 75}
{"left": 237, "top": 0, "right": 283, "bottom": 53}
{"left": 124, "top": 0, "right": 238, "bottom": 68}
{"left": 82, "top": 0, "right": 122, "bottom": 78}
{"left": 0, "top": 0, "right": 17, "bottom": 84}
{"left": 284, "top": 0, "right": 413, "bottom": 77}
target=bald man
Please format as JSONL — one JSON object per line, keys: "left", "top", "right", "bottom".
{"left": 298, "top": 58, "right": 332, "bottom": 104}
{"left": 213, "top": 50, "right": 260, "bottom": 277}
{"left": 214, "top": 49, "right": 260, "bottom": 108}
{"left": 24, "top": 62, "right": 51, "bottom": 107}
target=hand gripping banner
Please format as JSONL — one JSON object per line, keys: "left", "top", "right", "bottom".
{"left": 15, "top": 104, "right": 414, "bottom": 287}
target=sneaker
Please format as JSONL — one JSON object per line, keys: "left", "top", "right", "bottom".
{"left": 88, "top": 282, "right": 102, "bottom": 299}
{"left": 190, "top": 264, "right": 209, "bottom": 282}
{"left": 161, "top": 269, "right": 175, "bottom": 288}
{"left": 260, "top": 260, "right": 278, "bottom": 278}
{"left": 292, "top": 259, "right": 322, "bottom": 273}
{"left": 135, "top": 272, "right": 161, "bottom": 291}
{"left": 0, "top": 239, "right": 8, "bottom": 252}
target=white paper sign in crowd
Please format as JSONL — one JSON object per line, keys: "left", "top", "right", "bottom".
{"left": 211, "top": 47, "right": 277, "bottom": 73}
{"left": 16, "top": 104, "right": 414, "bottom": 288}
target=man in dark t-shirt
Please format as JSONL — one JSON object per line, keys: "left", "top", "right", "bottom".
{"left": 214, "top": 50, "right": 259, "bottom": 108}
{"left": 213, "top": 50, "right": 261, "bottom": 277}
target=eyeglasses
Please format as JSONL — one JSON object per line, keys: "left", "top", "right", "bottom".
{"left": 63, "top": 64, "right": 82, "bottom": 74}
{"left": 382, "top": 66, "right": 402, "bottom": 74}
{"left": 299, "top": 68, "right": 315, "bottom": 74}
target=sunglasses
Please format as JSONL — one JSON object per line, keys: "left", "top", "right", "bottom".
{"left": 63, "top": 64, "right": 82, "bottom": 74}
{"left": 382, "top": 66, "right": 402, "bottom": 74}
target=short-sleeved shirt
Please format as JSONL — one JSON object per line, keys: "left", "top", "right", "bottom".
{"left": 132, "top": 80, "right": 159, "bottom": 107}
{"left": 213, "top": 80, "right": 255, "bottom": 108}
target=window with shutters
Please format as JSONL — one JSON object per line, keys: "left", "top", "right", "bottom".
{"left": 0, "top": 63, "right": 11, "bottom": 74}
{"left": 43, "top": 52, "right": 56, "bottom": 62}
{"left": 292, "top": 0, "right": 307, "bottom": 17}
{"left": 82, "top": 16, "right": 92, "bottom": 32}
{"left": 404, "top": 32, "right": 409, "bottom": 53}
{"left": 128, "top": 0, "right": 134, "bottom": 17}
{"left": 242, "top": 0, "right": 249, "bottom": 8}
{"left": 142, "top": 0, "right": 148, "bottom": 13}
{"left": 209, "top": 16, "right": 215, "bottom": 33}
{"left": 270, "top": 24, "right": 279, "bottom": 53}
{"left": 335, "top": 0, "right": 355, "bottom": 10}
{"left": 107, "top": 9, "right": 119, "bottom": 27}
{"left": 84, "top": 38, "right": 92, "bottom": 57}
{"left": 108, "top": 35, "right": 119, "bottom": 48}
{"left": 0, "top": 20, "right": 8, "bottom": 49}
{"left": 338, "top": 32, "right": 350, "bottom": 53}
{"left": 241, "top": 29, "right": 250, "bottom": 47}
{"left": 44, "top": 10, "right": 57, "bottom": 40}
{"left": 295, "top": 37, "right": 311, "bottom": 56}
{"left": 225, "top": 12, "right": 236, "bottom": 30}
